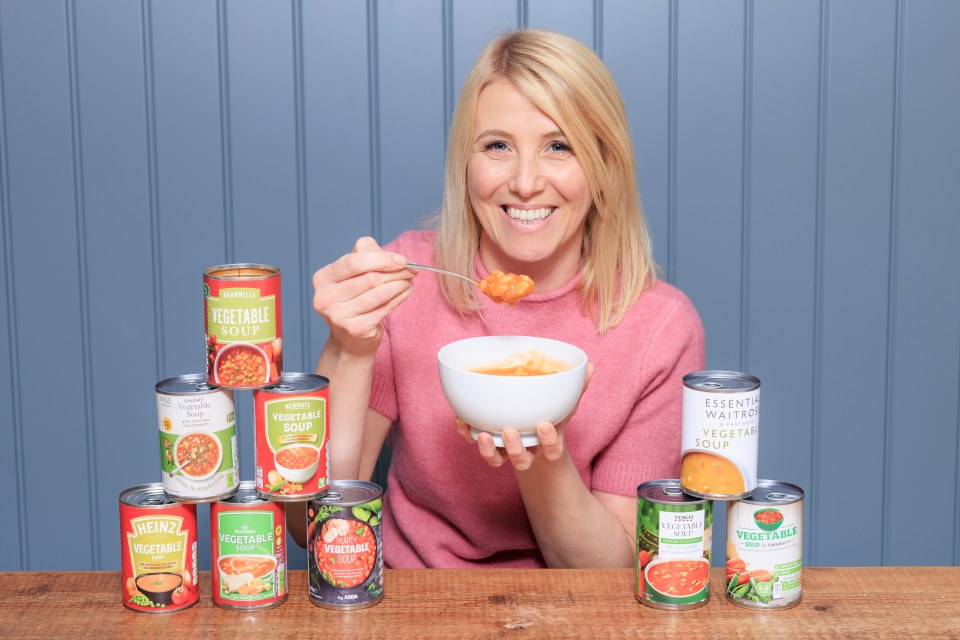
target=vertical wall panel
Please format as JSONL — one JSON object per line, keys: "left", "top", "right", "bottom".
{"left": 451, "top": 0, "right": 516, "bottom": 97}
{"left": 816, "top": 0, "right": 898, "bottom": 566}
{"left": 0, "top": 0, "right": 93, "bottom": 569}
{"left": 886, "top": 0, "right": 960, "bottom": 566}
{"left": 527, "top": 0, "right": 595, "bottom": 49}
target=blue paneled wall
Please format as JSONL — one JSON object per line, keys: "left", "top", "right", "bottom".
{"left": 1, "top": 0, "right": 958, "bottom": 571}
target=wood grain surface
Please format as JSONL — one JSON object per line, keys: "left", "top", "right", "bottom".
{"left": 1, "top": 567, "right": 958, "bottom": 639}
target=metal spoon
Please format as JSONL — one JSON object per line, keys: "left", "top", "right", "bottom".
{"left": 406, "top": 262, "right": 478, "bottom": 286}
{"left": 168, "top": 460, "right": 190, "bottom": 478}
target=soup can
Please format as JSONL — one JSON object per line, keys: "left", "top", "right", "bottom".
{"left": 726, "top": 480, "right": 804, "bottom": 610}
{"left": 635, "top": 479, "right": 712, "bottom": 610}
{"left": 308, "top": 480, "right": 384, "bottom": 610}
{"left": 253, "top": 373, "right": 330, "bottom": 501}
{"left": 156, "top": 374, "right": 239, "bottom": 503}
{"left": 210, "top": 481, "right": 288, "bottom": 610}
{"left": 680, "top": 370, "right": 760, "bottom": 500}
{"left": 204, "top": 263, "right": 282, "bottom": 389}
{"left": 120, "top": 484, "right": 199, "bottom": 613}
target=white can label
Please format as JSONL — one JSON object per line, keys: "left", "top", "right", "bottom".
{"left": 680, "top": 386, "right": 759, "bottom": 497}
{"left": 727, "top": 499, "right": 803, "bottom": 606}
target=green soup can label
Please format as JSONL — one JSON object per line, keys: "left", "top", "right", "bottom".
{"left": 635, "top": 479, "right": 712, "bottom": 610}
{"left": 156, "top": 374, "right": 238, "bottom": 503}
{"left": 726, "top": 480, "right": 804, "bottom": 610}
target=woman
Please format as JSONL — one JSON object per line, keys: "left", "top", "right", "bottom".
{"left": 301, "top": 29, "right": 704, "bottom": 568}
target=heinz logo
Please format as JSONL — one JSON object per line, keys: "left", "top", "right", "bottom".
{"left": 134, "top": 518, "right": 181, "bottom": 536}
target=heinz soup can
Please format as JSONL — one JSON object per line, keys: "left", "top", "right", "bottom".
{"left": 635, "top": 479, "right": 712, "bottom": 610}
{"left": 680, "top": 370, "right": 760, "bottom": 500}
{"left": 204, "top": 263, "right": 282, "bottom": 389}
{"left": 726, "top": 480, "right": 804, "bottom": 610}
{"left": 156, "top": 374, "right": 239, "bottom": 503}
{"left": 210, "top": 482, "right": 288, "bottom": 610}
{"left": 120, "top": 484, "right": 199, "bottom": 613}
{"left": 308, "top": 480, "right": 384, "bottom": 610}
{"left": 254, "top": 373, "right": 330, "bottom": 501}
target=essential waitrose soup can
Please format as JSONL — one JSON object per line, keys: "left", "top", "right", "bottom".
{"left": 308, "top": 480, "right": 384, "bottom": 610}
{"left": 210, "top": 481, "right": 288, "bottom": 610}
{"left": 120, "top": 484, "right": 199, "bottom": 613}
{"left": 204, "top": 263, "right": 283, "bottom": 389}
{"left": 156, "top": 374, "right": 238, "bottom": 503}
{"left": 726, "top": 480, "right": 804, "bottom": 610}
{"left": 680, "top": 370, "right": 760, "bottom": 500}
{"left": 254, "top": 373, "right": 330, "bottom": 501}
{"left": 635, "top": 479, "right": 712, "bottom": 610}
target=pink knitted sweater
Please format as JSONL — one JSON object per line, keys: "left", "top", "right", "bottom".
{"left": 369, "top": 230, "right": 705, "bottom": 568}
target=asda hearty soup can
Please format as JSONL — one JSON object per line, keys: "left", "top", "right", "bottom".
{"left": 635, "top": 480, "right": 712, "bottom": 610}
{"left": 156, "top": 374, "right": 239, "bottom": 503}
{"left": 204, "top": 263, "right": 282, "bottom": 389}
{"left": 120, "top": 484, "right": 199, "bottom": 613}
{"left": 726, "top": 480, "right": 804, "bottom": 610}
{"left": 680, "top": 370, "right": 760, "bottom": 500}
{"left": 210, "top": 482, "right": 288, "bottom": 610}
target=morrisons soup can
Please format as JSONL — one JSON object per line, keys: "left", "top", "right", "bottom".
{"left": 156, "top": 374, "right": 239, "bottom": 503}
{"left": 308, "top": 480, "right": 384, "bottom": 610}
{"left": 635, "top": 479, "right": 712, "bottom": 610}
{"left": 254, "top": 373, "right": 330, "bottom": 501}
{"left": 204, "top": 263, "right": 283, "bottom": 389}
{"left": 210, "top": 482, "right": 288, "bottom": 610}
{"left": 680, "top": 370, "right": 760, "bottom": 500}
{"left": 726, "top": 480, "right": 804, "bottom": 610}
{"left": 120, "top": 484, "right": 199, "bottom": 613}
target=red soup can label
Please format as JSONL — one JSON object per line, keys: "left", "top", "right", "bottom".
{"left": 254, "top": 373, "right": 330, "bottom": 501}
{"left": 120, "top": 484, "right": 199, "bottom": 613}
{"left": 211, "top": 481, "right": 288, "bottom": 610}
{"left": 308, "top": 480, "right": 384, "bottom": 609}
{"left": 204, "top": 263, "right": 282, "bottom": 389}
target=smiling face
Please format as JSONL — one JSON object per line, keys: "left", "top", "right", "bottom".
{"left": 467, "top": 79, "right": 593, "bottom": 291}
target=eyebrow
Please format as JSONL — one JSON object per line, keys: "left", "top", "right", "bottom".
{"left": 472, "top": 129, "right": 568, "bottom": 144}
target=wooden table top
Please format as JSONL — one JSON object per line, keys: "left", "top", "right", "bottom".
{"left": 2, "top": 567, "right": 958, "bottom": 638}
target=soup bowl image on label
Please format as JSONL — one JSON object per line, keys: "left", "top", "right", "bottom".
{"left": 214, "top": 342, "right": 272, "bottom": 388}
{"left": 274, "top": 444, "right": 321, "bottom": 484}
{"left": 173, "top": 431, "right": 223, "bottom": 481}
{"left": 644, "top": 558, "right": 711, "bottom": 606}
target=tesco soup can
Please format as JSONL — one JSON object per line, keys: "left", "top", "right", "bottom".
{"left": 120, "top": 484, "right": 199, "bottom": 613}
{"left": 254, "top": 373, "right": 330, "bottom": 501}
{"left": 210, "top": 482, "right": 288, "bottom": 610}
{"left": 308, "top": 480, "right": 384, "bottom": 610}
{"left": 156, "top": 374, "right": 239, "bottom": 503}
{"left": 726, "top": 480, "right": 804, "bottom": 610}
{"left": 204, "top": 263, "right": 282, "bottom": 389}
{"left": 635, "top": 480, "right": 712, "bottom": 610}
{"left": 680, "top": 370, "right": 760, "bottom": 500}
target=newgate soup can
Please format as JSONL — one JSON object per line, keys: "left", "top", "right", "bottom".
{"left": 204, "top": 263, "right": 283, "bottom": 389}
{"left": 635, "top": 480, "right": 713, "bottom": 610}
{"left": 210, "top": 482, "right": 288, "bottom": 610}
{"left": 156, "top": 374, "right": 238, "bottom": 503}
{"left": 726, "top": 480, "right": 804, "bottom": 610}
{"left": 308, "top": 480, "right": 384, "bottom": 610}
{"left": 680, "top": 370, "right": 760, "bottom": 500}
{"left": 254, "top": 373, "right": 330, "bottom": 501}
{"left": 119, "top": 484, "right": 199, "bottom": 613}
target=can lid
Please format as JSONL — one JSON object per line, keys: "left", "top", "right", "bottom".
{"left": 120, "top": 483, "right": 177, "bottom": 507}
{"left": 156, "top": 373, "right": 225, "bottom": 395}
{"left": 204, "top": 263, "right": 280, "bottom": 279}
{"left": 316, "top": 480, "right": 382, "bottom": 506}
{"left": 683, "top": 370, "right": 760, "bottom": 392}
{"left": 740, "top": 479, "right": 804, "bottom": 504}
{"left": 221, "top": 481, "right": 268, "bottom": 505}
{"left": 637, "top": 479, "right": 708, "bottom": 505}
{"left": 260, "top": 372, "right": 330, "bottom": 394}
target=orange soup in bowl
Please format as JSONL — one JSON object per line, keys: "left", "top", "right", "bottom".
{"left": 275, "top": 445, "right": 319, "bottom": 470}
{"left": 471, "top": 350, "right": 571, "bottom": 376}
{"left": 176, "top": 433, "right": 220, "bottom": 478}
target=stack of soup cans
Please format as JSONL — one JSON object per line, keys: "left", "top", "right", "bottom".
{"left": 120, "top": 264, "right": 384, "bottom": 614}
{"left": 634, "top": 371, "right": 804, "bottom": 611}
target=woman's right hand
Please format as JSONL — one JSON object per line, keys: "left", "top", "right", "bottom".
{"left": 312, "top": 236, "right": 414, "bottom": 357}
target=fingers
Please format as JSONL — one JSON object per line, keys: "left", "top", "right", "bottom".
{"left": 501, "top": 429, "right": 536, "bottom": 471}
{"left": 536, "top": 423, "right": 565, "bottom": 462}
{"left": 476, "top": 431, "right": 506, "bottom": 468}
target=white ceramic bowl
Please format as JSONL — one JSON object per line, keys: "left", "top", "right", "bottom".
{"left": 273, "top": 443, "right": 320, "bottom": 484}
{"left": 437, "top": 336, "right": 588, "bottom": 446}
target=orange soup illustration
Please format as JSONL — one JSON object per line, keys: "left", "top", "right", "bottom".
{"left": 681, "top": 450, "right": 745, "bottom": 496}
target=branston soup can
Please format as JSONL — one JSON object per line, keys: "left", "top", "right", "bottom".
{"left": 204, "top": 263, "right": 282, "bottom": 389}
{"left": 726, "top": 480, "right": 804, "bottom": 610}
{"left": 120, "top": 484, "right": 199, "bottom": 613}
{"left": 680, "top": 370, "right": 760, "bottom": 500}
{"left": 254, "top": 373, "right": 330, "bottom": 501}
{"left": 210, "top": 481, "right": 288, "bottom": 610}
{"left": 635, "top": 479, "right": 712, "bottom": 610}
{"left": 308, "top": 480, "right": 384, "bottom": 610}
{"left": 156, "top": 374, "right": 239, "bottom": 503}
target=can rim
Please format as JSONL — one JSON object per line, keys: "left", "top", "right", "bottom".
{"left": 204, "top": 263, "right": 280, "bottom": 279}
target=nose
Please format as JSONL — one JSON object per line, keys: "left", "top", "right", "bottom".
{"left": 507, "top": 152, "right": 546, "bottom": 197}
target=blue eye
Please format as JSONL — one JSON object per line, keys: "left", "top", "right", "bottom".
{"left": 548, "top": 141, "right": 572, "bottom": 154}
{"left": 484, "top": 140, "right": 509, "bottom": 152}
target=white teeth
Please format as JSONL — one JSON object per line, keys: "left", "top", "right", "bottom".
{"left": 505, "top": 206, "right": 554, "bottom": 222}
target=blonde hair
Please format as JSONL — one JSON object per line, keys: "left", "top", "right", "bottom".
{"left": 433, "top": 29, "right": 657, "bottom": 334}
